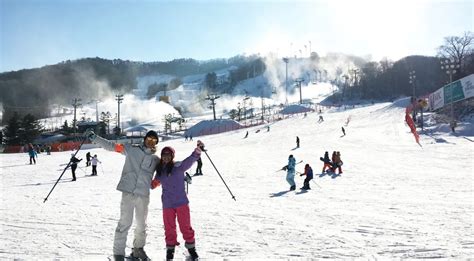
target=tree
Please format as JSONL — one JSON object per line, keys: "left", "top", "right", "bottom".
{"left": 205, "top": 72, "right": 218, "bottom": 91}
{"left": 437, "top": 31, "right": 474, "bottom": 76}
{"left": 62, "top": 120, "right": 71, "bottom": 133}
{"left": 18, "top": 114, "right": 42, "bottom": 144}
{"left": 4, "top": 113, "right": 21, "bottom": 145}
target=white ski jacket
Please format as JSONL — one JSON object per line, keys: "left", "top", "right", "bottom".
{"left": 91, "top": 136, "right": 159, "bottom": 197}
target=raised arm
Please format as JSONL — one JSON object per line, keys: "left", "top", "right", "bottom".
{"left": 86, "top": 130, "right": 129, "bottom": 155}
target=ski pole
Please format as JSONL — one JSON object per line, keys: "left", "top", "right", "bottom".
{"left": 44, "top": 136, "right": 87, "bottom": 203}
{"left": 202, "top": 150, "right": 236, "bottom": 201}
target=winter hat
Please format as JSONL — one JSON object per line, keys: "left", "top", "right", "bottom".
{"left": 144, "top": 130, "right": 158, "bottom": 141}
{"left": 161, "top": 146, "right": 175, "bottom": 159}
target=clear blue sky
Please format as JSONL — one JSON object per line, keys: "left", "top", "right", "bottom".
{"left": 0, "top": 0, "right": 472, "bottom": 72}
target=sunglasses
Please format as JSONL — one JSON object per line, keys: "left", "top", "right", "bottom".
{"left": 146, "top": 137, "right": 158, "bottom": 143}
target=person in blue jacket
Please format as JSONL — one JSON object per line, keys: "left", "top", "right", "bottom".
{"left": 282, "top": 155, "right": 296, "bottom": 190}
{"left": 27, "top": 143, "right": 37, "bottom": 164}
{"left": 151, "top": 140, "right": 204, "bottom": 261}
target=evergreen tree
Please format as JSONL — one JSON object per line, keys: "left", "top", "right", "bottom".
{"left": 4, "top": 113, "right": 21, "bottom": 145}
{"left": 18, "top": 114, "right": 42, "bottom": 144}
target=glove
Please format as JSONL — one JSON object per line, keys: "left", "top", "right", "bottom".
{"left": 151, "top": 179, "right": 161, "bottom": 189}
{"left": 300, "top": 174, "right": 304, "bottom": 176}
{"left": 197, "top": 140, "right": 205, "bottom": 151}
{"left": 184, "top": 172, "right": 192, "bottom": 184}
{"left": 84, "top": 129, "right": 96, "bottom": 140}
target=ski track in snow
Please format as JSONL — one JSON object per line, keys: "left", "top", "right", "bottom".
{"left": 1, "top": 101, "right": 473, "bottom": 259}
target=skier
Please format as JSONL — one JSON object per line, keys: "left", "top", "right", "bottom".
{"left": 318, "top": 115, "right": 324, "bottom": 123}
{"left": 320, "top": 151, "right": 332, "bottom": 173}
{"left": 70, "top": 153, "right": 82, "bottom": 181}
{"left": 341, "top": 126, "right": 346, "bottom": 136}
{"left": 91, "top": 154, "right": 101, "bottom": 176}
{"left": 282, "top": 155, "right": 296, "bottom": 191}
{"left": 267, "top": 126, "right": 270, "bottom": 132}
{"left": 296, "top": 136, "right": 300, "bottom": 148}
{"left": 86, "top": 129, "right": 160, "bottom": 261}
{"left": 194, "top": 156, "right": 203, "bottom": 176}
{"left": 86, "top": 152, "right": 91, "bottom": 166}
{"left": 300, "top": 164, "right": 313, "bottom": 190}
{"left": 27, "top": 143, "right": 37, "bottom": 165}
{"left": 151, "top": 140, "right": 204, "bottom": 261}
{"left": 244, "top": 131, "right": 248, "bottom": 138}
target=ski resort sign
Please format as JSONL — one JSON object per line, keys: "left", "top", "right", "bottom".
{"left": 428, "top": 74, "right": 474, "bottom": 111}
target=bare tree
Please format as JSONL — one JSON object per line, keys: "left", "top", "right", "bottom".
{"left": 437, "top": 31, "right": 473, "bottom": 73}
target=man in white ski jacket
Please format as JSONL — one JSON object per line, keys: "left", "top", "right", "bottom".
{"left": 87, "top": 130, "right": 159, "bottom": 261}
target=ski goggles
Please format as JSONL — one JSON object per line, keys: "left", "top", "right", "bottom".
{"left": 145, "top": 136, "right": 158, "bottom": 143}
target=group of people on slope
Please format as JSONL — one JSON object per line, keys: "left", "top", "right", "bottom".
{"left": 320, "top": 151, "right": 343, "bottom": 174}
{"left": 282, "top": 150, "right": 344, "bottom": 191}
{"left": 86, "top": 129, "right": 202, "bottom": 261}
{"left": 68, "top": 152, "right": 101, "bottom": 181}
{"left": 282, "top": 155, "right": 314, "bottom": 191}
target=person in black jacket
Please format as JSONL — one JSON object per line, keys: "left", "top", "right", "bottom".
{"left": 86, "top": 152, "right": 91, "bottom": 166}
{"left": 195, "top": 156, "right": 203, "bottom": 176}
{"left": 70, "top": 153, "right": 82, "bottom": 181}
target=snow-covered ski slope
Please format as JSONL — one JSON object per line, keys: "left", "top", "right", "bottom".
{"left": 1, "top": 100, "right": 473, "bottom": 259}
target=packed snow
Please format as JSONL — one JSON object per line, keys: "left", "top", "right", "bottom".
{"left": 1, "top": 97, "right": 473, "bottom": 260}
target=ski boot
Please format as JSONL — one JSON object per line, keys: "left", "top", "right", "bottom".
{"left": 188, "top": 247, "right": 199, "bottom": 260}
{"left": 166, "top": 247, "right": 175, "bottom": 260}
{"left": 130, "top": 247, "right": 150, "bottom": 260}
{"left": 290, "top": 185, "right": 296, "bottom": 191}
{"left": 113, "top": 255, "right": 125, "bottom": 261}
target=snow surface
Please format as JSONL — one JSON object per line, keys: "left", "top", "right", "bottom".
{"left": 1, "top": 98, "right": 473, "bottom": 260}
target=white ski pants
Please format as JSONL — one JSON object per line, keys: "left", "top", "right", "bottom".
{"left": 113, "top": 192, "right": 150, "bottom": 256}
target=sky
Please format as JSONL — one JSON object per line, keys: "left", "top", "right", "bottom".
{"left": 0, "top": 0, "right": 472, "bottom": 73}
{"left": 1, "top": 93, "right": 473, "bottom": 259}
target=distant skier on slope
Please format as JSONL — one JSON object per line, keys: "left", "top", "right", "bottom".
{"left": 296, "top": 136, "right": 300, "bottom": 148}
{"left": 70, "top": 153, "right": 82, "bottom": 181}
{"left": 300, "top": 164, "right": 313, "bottom": 190}
{"left": 27, "top": 143, "right": 37, "bottom": 165}
{"left": 331, "top": 151, "right": 343, "bottom": 174}
{"left": 282, "top": 155, "right": 296, "bottom": 191}
{"left": 320, "top": 151, "right": 332, "bottom": 173}
{"left": 90, "top": 154, "right": 101, "bottom": 176}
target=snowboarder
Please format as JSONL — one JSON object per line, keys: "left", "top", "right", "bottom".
{"left": 244, "top": 131, "right": 249, "bottom": 138}
{"left": 341, "top": 126, "right": 346, "bottom": 136}
{"left": 300, "top": 164, "right": 313, "bottom": 190}
{"left": 90, "top": 154, "right": 101, "bottom": 176}
{"left": 70, "top": 153, "right": 82, "bottom": 181}
{"left": 296, "top": 136, "right": 300, "bottom": 148}
{"left": 282, "top": 155, "right": 296, "bottom": 190}
{"left": 194, "top": 156, "right": 203, "bottom": 176}
{"left": 320, "top": 151, "right": 332, "bottom": 173}
{"left": 86, "top": 129, "right": 160, "bottom": 261}
{"left": 318, "top": 115, "right": 324, "bottom": 123}
{"left": 151, "top": 140, "right": 204, "bottom": 261}
{"left": 27, "top": 143, "right": 37, "bottom": 165}
{"left": 86, "top": 152, "right": 91, "bottom": 166}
